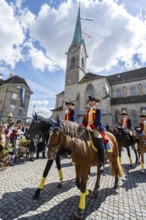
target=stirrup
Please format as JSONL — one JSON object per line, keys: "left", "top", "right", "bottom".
{"left": 99, "top": 164, "right": 104, "bottom": 173}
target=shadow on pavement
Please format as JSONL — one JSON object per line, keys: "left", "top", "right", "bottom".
{"left": 17, "top": 187, "right": 118, "bottom": 220}
{"left": 0, "top": 179, "right": 75, "bottom": 220}
{"left": 121, "top": 163, "right": 146, "bottom": 191}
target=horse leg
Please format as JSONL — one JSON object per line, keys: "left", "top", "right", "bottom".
{"left": 74, "top": 166, "right": 89, "bottom": 220}
{"left": 140, "top": 152, "right": 145, "bottom": 173}
{"left": 127, "top": 146, "right": 133, "bottom": 166}
{"left": 132, "top": 144, "right": 139, "bottom": 164}
{"left": 92, "top": 166, "right": 101, "bottom": 197}
{"left": 55, "top": 155, "right": 63, "bottom": 188}
{"left": 75, "top": 164, "right": 82, "bottom": 190}
{"left": 33, "top": 159, "right": 54, "bottom": 199}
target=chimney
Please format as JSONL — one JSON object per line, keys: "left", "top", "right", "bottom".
{"left": 0, "top": 73, "right": 2, "bottom": 80}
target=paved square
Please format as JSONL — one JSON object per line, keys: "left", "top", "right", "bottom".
{"left": 0, "top": 149, "right": 146, "bottom": 220}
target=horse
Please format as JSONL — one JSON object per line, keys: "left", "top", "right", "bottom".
{"left": 47, "top": 118, "right": 125, "bottom": 219}
{"left": 26, "top": 117, "right": 72, "bottom": 200}
{"left": 134, "top": 127, "right": 146, "bottom": 172}
{"left": 105, "top": 125, "right": 139, "bottom": 166}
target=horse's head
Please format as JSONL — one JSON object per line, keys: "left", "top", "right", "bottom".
{"left": 47, "top": 127, "right": 66, "bottom": 160}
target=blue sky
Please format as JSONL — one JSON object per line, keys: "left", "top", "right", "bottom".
{"left": 0, "top": 0, "right": 146, "bottom": 118}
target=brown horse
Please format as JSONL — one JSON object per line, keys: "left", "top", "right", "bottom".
{"left": 47, "top": 119, "right": 125, "bottom": 219}
{"left": 136, "top": 134, "right": 146, "bottom": 172}
{"left": 105, "top": 125, "right": 139, "bottom": 166}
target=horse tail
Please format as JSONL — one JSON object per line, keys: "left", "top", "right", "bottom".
{"left": 109, "top": 134, "right": 125, "bottom": 177}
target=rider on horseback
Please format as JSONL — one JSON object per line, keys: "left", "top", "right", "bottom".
{"left": 119, "top": 109, "right": 137, "bottom": 145}
{"left": 82, "top": 96, "right": 105, "bottom": 173}
{"left": 139, "top": 110, "right": 146, "bottom": 135}
{"left": 64, "top": 101, "right": 76, "bottom": 122}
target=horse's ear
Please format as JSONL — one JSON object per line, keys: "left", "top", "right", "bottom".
{"left": 56, "top": 115, "right": 60, "bottom": 127}
{"left": 48, "top": 118, "right": 55, "bottom": 125}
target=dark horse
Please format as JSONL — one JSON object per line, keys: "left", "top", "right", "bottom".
{"left": 105, "top": 125, "right": 139, "bottom": 166}
{"left": 27, "top": 117, "right": 72, "bottom": 200}
{"left": 47, "top": 118, "right": 125, "bottom": 219}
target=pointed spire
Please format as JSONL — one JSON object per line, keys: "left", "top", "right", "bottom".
{"left": 72, "top": 4, "right": 83, "bottom": 47}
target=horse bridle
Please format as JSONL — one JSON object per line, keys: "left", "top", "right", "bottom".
{"left": 47, "top": 130, "right": 63, "bottom": 160}
{"left": 48, "top": 130, "right": 62, "bottom": 148}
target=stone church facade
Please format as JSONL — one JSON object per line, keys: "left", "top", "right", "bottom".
{"left": 52, "top": 7, "right": 146, "bottom": 126}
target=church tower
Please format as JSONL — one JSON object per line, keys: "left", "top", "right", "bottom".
{"left": 65, "top": 5, "right": 88, "bottom": 86}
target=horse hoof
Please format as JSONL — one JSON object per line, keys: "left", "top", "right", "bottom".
{"left": 32, "top": 189, "right": 41, "bottom": 200}
{"left": 73, "top": 208, "right": 84, "bottom": 220}
{"left": 57, "top": 183, "right": 63, "bottom": 189}
{"left": 130, "top": 164, "right": 133, "bottom": 167}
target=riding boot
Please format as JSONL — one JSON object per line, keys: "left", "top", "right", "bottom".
{"left": 97, "top": 138, "right": 105, "bottom": 173}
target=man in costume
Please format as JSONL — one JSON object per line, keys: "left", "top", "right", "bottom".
{"left": 120, "top": 109, "right": 132, "bottom": 129}
{"left": 139, "top": 111, "right": 146, "bottom": 134}
{"left": 82, "top": 96, "right": 105, "bottom": 172}
{"left": 119, "top": 109, "right": 137, "bottom": 144}
{"left": 64, "top": 101, "right": 76, "bottom": 122}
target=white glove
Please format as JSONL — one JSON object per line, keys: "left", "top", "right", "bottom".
{"left": 86, "top": 125, "right": 92, "bottom": 132}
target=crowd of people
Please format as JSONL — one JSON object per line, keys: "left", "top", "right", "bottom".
{"left": 0, "top": 120, "right": 46, "bottom": 167}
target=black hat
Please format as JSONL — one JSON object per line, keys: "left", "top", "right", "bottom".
{"left": 65, "top": 101, "right": 75, "bottom": 106}
{"left": 121, "top": 109, "right": 128, "bottom": 115}
{"left": 87, "top": 96, "right": 100, "bottom": 103}
{"left": 140, "top": 108, "right": 146, "bottom": 117}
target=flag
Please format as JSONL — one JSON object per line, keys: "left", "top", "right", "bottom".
{"left": 20, "top": 87, "right": 25, "bottom": 107}
{"left": 82, "top": 32, "right": 92, "bottom": 38}
{"left": 80, "top": 17, "right": 93, "bottom": 21}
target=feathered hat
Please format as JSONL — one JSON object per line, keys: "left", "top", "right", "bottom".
{"left": 121, "top": 109, "right": 128, "bottom": 115}
{"left": 140, "top": 108, "right": 146, "bottom": 118}
{"left": 87, "top": 96, "right": 100, "bottom": 103}
{"left": 65, "top": 101, "right": 75, "bottom": 106}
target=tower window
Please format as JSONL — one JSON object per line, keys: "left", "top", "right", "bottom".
{"left": 81, "top": 58, "right": 84, "bottom": 69}
{"left": 70, "top": 57, "right": 75, "bottom": 69}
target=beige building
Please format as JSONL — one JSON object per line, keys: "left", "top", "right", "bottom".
{"left": 52, "top": 7, "right": 146, "bottom": 126}
{"left": 0, "top": 73, "right": 33, "bottom": 123}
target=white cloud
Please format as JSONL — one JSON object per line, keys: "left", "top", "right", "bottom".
{"left": 27, "top": 99, "right": 52, "bottom": 118}
{"left": 0, "top": 0, "right": 25, "bottom": 67}
{"left": 0, "top": 0, "right": 146, "bottom": 73}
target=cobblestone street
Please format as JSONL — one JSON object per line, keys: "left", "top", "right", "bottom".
{"left": 0, "top": 149, "right": 146, "bottom": 220}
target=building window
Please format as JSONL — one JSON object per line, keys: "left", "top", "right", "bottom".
{"left": 10, "top": 104, "right": 15, "bottom": 113}
{"left": 115, "top": 110, "right": 120, "bottom": 125}
{"left": 81, "top": 57, "right": 84, "bottom": 69}
{"left": 116, "top": 89, "right": 122, "bottom": 97}
{"left": 130, "top": 86, "right": 136, "bottom": 96}
{"left": 12, "top": 93, "right": 17, "bottom": 100}
{"left": 70, "top": 57, "right": 75, "bottom": 69}
{"left": 131, "top": 110, "right": 138, "bottom": 126}
{"left": 85, "top": 84, "right": 94, "bottom": 102}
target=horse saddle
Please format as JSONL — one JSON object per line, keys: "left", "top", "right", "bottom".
{"left": 89, "top": 132, "right": 111, "bottom": 152}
